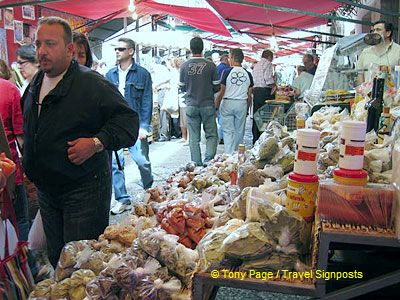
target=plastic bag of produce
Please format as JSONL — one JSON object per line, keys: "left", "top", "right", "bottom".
{"left": 29, "top": 278, "right": 55, "bottom": 299}
{"left": 251, "top": 133, "right": 280, "bottom": 161}
{"left": 113, "top": 257, "right": 161, "bottom": 294}
{"left": 138, "top": 228, "right": 165, "bottom": 257}
{"left": 85, "top": 276, "right": 119, "bottom": 300}
{"left": 135, "top": 277, "right": 182, "bottom": 300}
{"left": 221, "top": 222, "right": 276, "bottom": 260}
{"left": 68, "top": 269, "right": 96, "bottom": 300}
{"left": 50, "top": 278, "right": 71, "bottom": 300}
{"left": 197, "top": 219, "right": 245, "bottom": 271}
{"left": 225, "top": 187, "right": 250, "bottom": 221}
{"left": 158, "top": 235, "right": 199, "bottom": 286}
{"left": 246, "top": 194, "right": 308, "bottom": 254}
{"left": 237, "top": 163, "right": 266, "bottom": 190}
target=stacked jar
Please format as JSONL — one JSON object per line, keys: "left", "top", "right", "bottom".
{"left": 286, "top": 129, "right": 320, "bottom": 222}
{"left": 333, "top": 120, "right": 368, "bottom": 186}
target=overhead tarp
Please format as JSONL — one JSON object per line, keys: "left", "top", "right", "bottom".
{"left": 207, "top": 0, "right": 340, "bottom": 37}
{"left": 41, "top": 0, "right": 231, "bottom": 37}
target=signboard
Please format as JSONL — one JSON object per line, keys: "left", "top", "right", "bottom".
{"left": 304, "top": 45, "right": 337, "bottom": 107}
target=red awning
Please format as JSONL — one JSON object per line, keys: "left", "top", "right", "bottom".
{"left": 41, "top": 0, "right": 231, "bottom": 37}
{"left": 207, "top": 0, "right": 340, "bottom": 36}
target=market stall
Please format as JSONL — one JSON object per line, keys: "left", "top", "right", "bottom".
{"left": 27, "top": 96, "right": 400, "bottom": 298}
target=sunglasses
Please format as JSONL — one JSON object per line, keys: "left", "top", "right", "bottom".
{"left": 114, "top": 47, "right": 127, "bottom": 52}
{"left": 17, "top": 60, "right": 30, "bottom": 66}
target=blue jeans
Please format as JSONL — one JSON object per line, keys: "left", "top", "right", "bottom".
{"left": 217, "top": 109, "right": 224, "bottom": 140}
{"left": 220, "top": 99, "right": 247, "bottom": 154}
{"left": 14, "top": 184, "right": 29, "bottom": 241}
{"left": 112, "top": 138, "right": 153, "bottom": 204}
{"left": 186, "top": 106, "right": 218, "bottom": 165}
{"left": 38, "top": 167, "right": 111, "bottom": 267}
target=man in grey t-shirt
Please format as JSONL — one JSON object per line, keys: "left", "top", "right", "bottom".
{"left": 179, "top": 37, "right": 220, "bottom": 166}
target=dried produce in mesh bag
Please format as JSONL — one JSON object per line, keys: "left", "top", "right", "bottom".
{"left": 222, "top": 222, "right": 276, "bottom": 260}
{"left": 29, "top": 278, "right": 55, "bottom": 298}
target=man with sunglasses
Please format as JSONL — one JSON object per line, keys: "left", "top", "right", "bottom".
{"left": 106, "top": 38, "right": 153, "bottom": 215}
{"left": 21, "top": 17, "right": 138, "bottom": 267}
{"left": 357, "top": 20, "right": 400, "bottom": 84}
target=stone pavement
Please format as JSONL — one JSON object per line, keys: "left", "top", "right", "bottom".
{"left": 109, "top": 118, "right": 307, "bottom": 299}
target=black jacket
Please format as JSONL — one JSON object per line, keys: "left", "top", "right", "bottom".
{"left": 22, "top": 60, "right": 139, "bottom": 187}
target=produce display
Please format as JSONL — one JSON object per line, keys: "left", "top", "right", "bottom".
{"left": 29, "top": 103, "right": 399, "bottom": 299}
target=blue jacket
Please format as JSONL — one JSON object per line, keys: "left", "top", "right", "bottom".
{"left": 106, "top": 62, "right": 153, "bottom": 131}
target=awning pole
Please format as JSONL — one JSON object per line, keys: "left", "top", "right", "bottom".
{"left": 242, "top": 31, "right": 336, "bottom": 45}
{"left": 334, "top": 0, "right": 400, "bottom": 17}
{"left": 123, "top": 17, "right": 128, "bottom": 33}
{"left": 227, "top": 18, "right": 344, "bottom": 38}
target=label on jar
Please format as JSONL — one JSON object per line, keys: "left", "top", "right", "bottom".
{"left": 345, "top": 145, "right": 364, "bottom": 156}
{"left": 297, "top": 150, "right": 317, "bottom": 161}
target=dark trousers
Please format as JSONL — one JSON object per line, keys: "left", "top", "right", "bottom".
{"left": 252, "top": 87, "right": 274, "bottom": 144}
{"left": 38, "top": 168, "right": 111, "bottom": 267}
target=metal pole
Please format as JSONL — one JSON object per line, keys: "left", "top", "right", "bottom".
{"left": 334, "top": 0, "right": 400, "bottom": 17}
{"left": 219, "top": 0, "right": 374, "bottom": 26}
{"left": 123, "top": 17, "right": 128, "bottom": 33}
{"left": 241, "top": 31, "right": 336, "bottom": 45}
{"left": 227, "top": 18, "right": 344, "bottom": 38}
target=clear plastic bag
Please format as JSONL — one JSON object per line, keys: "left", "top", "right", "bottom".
{"left": 221, "top": 222, "right": 276, "bottom": 260}
{"left": 135, "top": 277, "right": 182, "bottom": 300}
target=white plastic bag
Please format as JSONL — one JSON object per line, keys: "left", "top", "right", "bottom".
{"left": 28, "top": 210, "right": 47, "bottom": 250}
{"left": 0, "top": 218, "right": 18, "bottom": 259}
{"left": 161, "top": 89, "right": 179, "bottom": 117}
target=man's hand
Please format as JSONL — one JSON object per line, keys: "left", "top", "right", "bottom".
{"left": 139, "top": 128, "right": 148, "bottom": 140}
{"left": 67, "top": 138, "right": 96, "bottom": 165}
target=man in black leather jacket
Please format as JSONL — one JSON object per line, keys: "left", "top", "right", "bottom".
{"left": 22, "top": 16, "right": 139, "bottom": 267}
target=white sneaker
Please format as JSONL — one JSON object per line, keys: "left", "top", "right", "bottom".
{"left": 110, "top": 202, "right": 131, "bottom": 215}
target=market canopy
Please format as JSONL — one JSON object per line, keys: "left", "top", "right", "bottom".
{"left": 206, "top": 0, "right": 341, "bottom": 37}
{"left": 21, "top": 0, "right": 231, "bottom": 37}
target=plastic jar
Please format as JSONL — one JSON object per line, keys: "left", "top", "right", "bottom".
{"left": 333, "top": 168, "right": 368, "bottom": 186}
{"left": 338, "top": 120, "right": 367, "bottom": 170}
{"left": 295, "top": 103, "right": 309, "bottom": 129}
{"left": 294, "top": 129, "right": 320, "bottom": 176}
{"left": 286, "top": 173, "right": 319, "bottom": 222}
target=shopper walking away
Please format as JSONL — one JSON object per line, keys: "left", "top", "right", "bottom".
{"left": 252, "top": 49, "right": 275, "bottom": 143}
{"left": 216, "top": 54, "right": 230, "bottom": 144}
{"left": 215, "top": 48, "right": 253, "bottom": 154}
{"left": 22, "top": 17, "right": 138, "bottom": 267}
{"left": 179, "top": 37, "right": 220, "bottom": 166}
{"left": 106, "top": 37, "right": 153, "bottom": 215}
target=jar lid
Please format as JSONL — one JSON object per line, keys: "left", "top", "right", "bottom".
{"left": 333, "top": 168, "right": 368, "bottom": 179}
{"left": 288, "top": 172, "right": 319, "bottom": 183}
